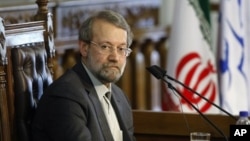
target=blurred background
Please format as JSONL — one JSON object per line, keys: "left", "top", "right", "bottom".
{"left": 1, "top": 0, "right": 249, "bottom": 115}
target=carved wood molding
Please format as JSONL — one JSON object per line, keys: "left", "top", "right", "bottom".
{"left": 55, "top": 0, "right": 160, "bottom": 38}
{"left": 0, "top": 0, "right": 160, "bottom": 40}
{"left": 0, "top": 2, "right": 55, "bottom": 25}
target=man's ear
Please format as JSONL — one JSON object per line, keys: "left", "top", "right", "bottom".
{"left": 79, "top": 40, "right": 89, "bottom": 57}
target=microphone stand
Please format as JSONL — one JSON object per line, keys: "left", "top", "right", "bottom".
{"left": 164, "top": 79, "right": 228, "bottom": 141}
{"left": 146, "top": 65, "right": 235, "bottom": 141}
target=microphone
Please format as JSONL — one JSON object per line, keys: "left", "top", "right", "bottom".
{"left": 146, "top": 65, "right": 167, "bottom": 79}
{"left": 146, "top": 65, "right": 235, "bottom": 141}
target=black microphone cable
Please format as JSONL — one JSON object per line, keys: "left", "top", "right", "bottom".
{"left": 167, "top": 81, "right": 228, "bottom": 141}
{"left": 168, "top": 85, "right": 192, "bottom": 134}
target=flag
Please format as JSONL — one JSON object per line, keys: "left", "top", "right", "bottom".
{"left": 218, "top": 0, "right": 250, "bottom": 115}
{"left": 165, "top": 0, "right": 220, "bottom": 113}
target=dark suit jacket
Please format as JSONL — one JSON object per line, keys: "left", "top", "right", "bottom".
{"left": 31, "top": 61, "right": 135, "bottom": 141}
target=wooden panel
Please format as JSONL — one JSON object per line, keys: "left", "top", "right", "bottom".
{"left": 141, "top": 39, "right": 161, "bottom": 110}
{"left": 129, "top": 41, "right": 146, "bottom": 109}
{"left": 133, "top": 110, "right": 236, "bottom": 141}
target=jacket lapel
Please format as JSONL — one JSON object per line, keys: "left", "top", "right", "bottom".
{"left": 88, "top": 89, "right": 114, "bottom": 141}
{"left": 111, "top": 86, "right": 134, "bottom": 141}
{"left": 73, "top": 62, "right": 114, "bottom": 141}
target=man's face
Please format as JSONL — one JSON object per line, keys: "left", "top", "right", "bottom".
{"left": 80, "top": 19, "right": 128, "bottom": 85}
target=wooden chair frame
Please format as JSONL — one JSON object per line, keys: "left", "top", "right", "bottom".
{"left": 0, "top": 1, "right": 54, "bottom": 141}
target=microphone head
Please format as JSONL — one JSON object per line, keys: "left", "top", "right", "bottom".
{"left": 146, "top": 65, "right": 166, "bottom": 79}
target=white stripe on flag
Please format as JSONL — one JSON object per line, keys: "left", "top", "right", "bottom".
{"left": 166, "top": 0, "right": 220, "bottom": 113}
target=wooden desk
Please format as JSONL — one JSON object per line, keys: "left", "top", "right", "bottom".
{"left": 133, "top": 110, "right": 236, "bottom": 141}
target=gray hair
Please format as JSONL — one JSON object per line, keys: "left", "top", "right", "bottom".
{"left": 78, "top": 10, "right": 133, "bottom": 47}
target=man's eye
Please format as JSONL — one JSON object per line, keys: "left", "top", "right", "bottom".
{"left": 100, "top": 45, "right": 110, "bottom": 49}
{"left": 118, "top": 47, "right": 125, "bottom": 51}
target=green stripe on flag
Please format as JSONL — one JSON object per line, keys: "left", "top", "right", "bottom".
{"left": 189, "top": 0, "right": 212, "bottom": 47}
{"left": 198, "top": 0, "right": 211, "bottom": 25}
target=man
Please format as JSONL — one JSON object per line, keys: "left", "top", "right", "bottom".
{"left": 32, "top": 10, "right": 135, "bottom": 141}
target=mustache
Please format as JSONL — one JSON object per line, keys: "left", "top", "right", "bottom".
{"left": 104, "top": 63, "right": 119, "bottom": 68}
{"left": 103, "top": 64, "right": 122, "bottom": 72}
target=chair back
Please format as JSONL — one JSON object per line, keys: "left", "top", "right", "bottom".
{"left": 0, "top": 12, "right": 55, "bottom": 141}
